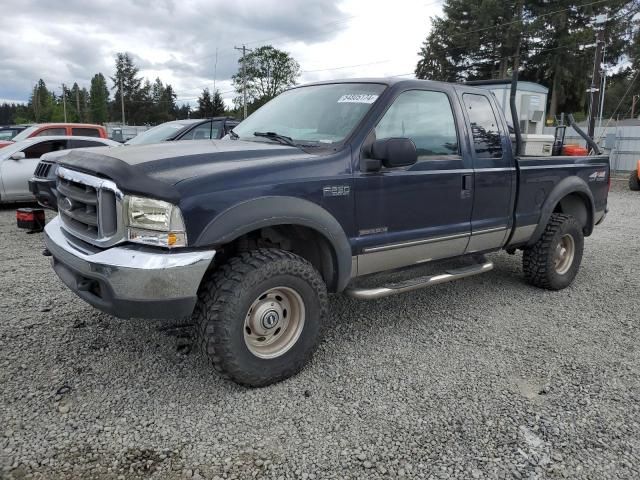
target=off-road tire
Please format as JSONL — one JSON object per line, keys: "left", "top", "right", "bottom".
{"left": 523, "top": 213, "right": 584, "bottom": 290}
{"left": 630, "top": 169, "right": 640, "bottom": 191}
{"left": 194, "top": 248, "right": 327, "bottom": 387}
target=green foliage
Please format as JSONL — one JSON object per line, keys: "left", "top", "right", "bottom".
{"left": 89, "top": 73, "right": 109, "bottom": 124}
{"left": 232, "top": 45, "right": 300, "bottom": 112}
{"left": 416, "top": 0, "right": 639, "bottom": 118}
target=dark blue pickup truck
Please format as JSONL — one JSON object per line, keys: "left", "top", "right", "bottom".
{"left": 44, "top": 78, "right": 609, "bottom": 386}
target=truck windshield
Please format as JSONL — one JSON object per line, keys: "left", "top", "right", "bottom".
{"left": 232, "top": 83, "right": 386, "bottom": 145}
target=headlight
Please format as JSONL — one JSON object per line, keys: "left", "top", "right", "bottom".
{"left": 125, "top": 196, "right": 187, "bottom": 248}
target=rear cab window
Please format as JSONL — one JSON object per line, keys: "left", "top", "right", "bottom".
{"left": 72, "top": 128, "right": 101, "bottom": 137}
{"left": 462, "top": 93, "right": 504, "bottom": 161}
{"left": 35, "top": 128, "right": 66, "bottom": 137}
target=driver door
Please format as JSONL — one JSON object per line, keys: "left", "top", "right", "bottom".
{"left": 353, "top": 88, "right": 474, "bottom": 275}
{"left": 1, "top": 139, "right": 69, "bottom": 200}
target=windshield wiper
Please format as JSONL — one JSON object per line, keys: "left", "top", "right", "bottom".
{"left": 253, "top": 131, "right": 297, "bottom": 147}
{"left": 229, "top": 129, "right": 239, "bottom": 140}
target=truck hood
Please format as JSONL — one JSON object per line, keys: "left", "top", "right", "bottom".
{"left": 58, "top": 139, "right": 316, "bottom": 203}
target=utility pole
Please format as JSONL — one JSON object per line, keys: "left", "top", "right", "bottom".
{"left": 119, "top": 77, "right": 126, "bottom": 126}
{"left": 61, "top": 84, "right": 67, "bottom": 122}
{"left": 234, "top": 45, "right": 252, "bottom": 119}
{"left": 632, "top": 94, "right": 639, "bottom": 119}
{"left": 587, "top": 15, "right": 606, "bottom": 140}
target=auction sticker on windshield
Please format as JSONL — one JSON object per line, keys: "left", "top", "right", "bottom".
{"left": 337, "top": 94, "right": 379, "bottom": 104}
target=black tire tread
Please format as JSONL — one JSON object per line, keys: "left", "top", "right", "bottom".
{"left": 193, "top": 248, "right": 327, "bottom": 387}
{"left": 522, "top": 213, "right": 581, "bottom": 290}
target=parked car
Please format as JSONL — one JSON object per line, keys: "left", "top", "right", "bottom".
{"left": 29, "top": 137, "right": 121, "bottom": 209}
{"left": 124, "top": 117, "right": 239, "bottom": 145}
{"left": 44, "top": 78, "right": 609, "bottom": 387}
{"left": 0, "top": 136, "right": 118, "bottom": 203}
{"left": 0, "top": 125, "right": 31, "bottom": 142}
{"left": 0, "top": 123, "right": 108, "bottom": 149}
{"left": 630, "top": 160, "right": 640, "bottom": 191}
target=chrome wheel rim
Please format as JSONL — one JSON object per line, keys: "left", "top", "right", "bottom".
{"left": 554, "top": 234, "right": 575, "bottom": 275}
{"left": 243, "top": 287, "right": 305, "bottom": 359}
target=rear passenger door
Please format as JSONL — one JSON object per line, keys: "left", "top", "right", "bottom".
{"left": 354, "top": 88, "right": 474, "bottom": 275}
{"left": 460, "top": 92, "right": 516, "bottom": 253}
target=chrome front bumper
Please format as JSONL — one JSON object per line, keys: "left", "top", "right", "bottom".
{"left": 44, "top": 216, "right": 215, "bottom": 319}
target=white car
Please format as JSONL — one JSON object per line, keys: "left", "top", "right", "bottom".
{"left": 0, "top": 136, "right": 120, "bottom": 203}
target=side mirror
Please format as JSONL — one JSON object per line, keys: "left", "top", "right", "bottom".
{"left": 10, "top": 151, "right": 25, "bottom": 161}
{"left": 370, "top": 138, "right": 417, "bottom": 169}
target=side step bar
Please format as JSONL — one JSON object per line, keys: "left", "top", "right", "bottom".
{"left": 345, "top": 261, "right": 494, "bottom": 300}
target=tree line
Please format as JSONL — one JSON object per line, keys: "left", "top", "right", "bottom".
{"left": 416, "top": 0, "right": 640, "bottom": 121}
{"left": 1, "top": 45, "right": 300, "bottom": 126}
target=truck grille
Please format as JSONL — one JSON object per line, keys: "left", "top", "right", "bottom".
{"left": 34, "top": 161, "right": 53, "bottom": 178}
{"left": 56, "top": 167, "right": 124, "bottom": 247}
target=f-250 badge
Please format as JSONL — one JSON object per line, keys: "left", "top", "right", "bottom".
{"left": 323, "top": 185, "right": 351, "bottom": 197}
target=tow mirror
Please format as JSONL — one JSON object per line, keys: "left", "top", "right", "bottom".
{"left": 369, "top": 138, "right": 417, "bottom": 169}
{"left": 10, "top": 151, "right": 25, "bottom": 161}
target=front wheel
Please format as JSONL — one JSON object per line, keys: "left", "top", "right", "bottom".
{"left": 194, "top": 248, "right": 327, "bottom": 387}
{"left": 523, "top": 213, "right": 584, "bottom": 290}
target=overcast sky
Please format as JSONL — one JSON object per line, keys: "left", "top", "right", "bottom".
{"left": 0, "top": 0, "right": 442, "bottom": 107}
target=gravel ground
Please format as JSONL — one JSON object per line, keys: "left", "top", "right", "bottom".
{"left": 1, "top": 180, "right": 639, "bottom": 480}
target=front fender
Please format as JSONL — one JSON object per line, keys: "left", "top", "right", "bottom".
{"left": 527, "top": 176, "right": 595, "bottom": 246}
{"left": 194, "top": 196, "right": 353, "bottom": 291}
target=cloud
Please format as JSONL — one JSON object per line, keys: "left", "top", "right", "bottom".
{"left": 0, "top": 0, "right": 440, "bottom": 109}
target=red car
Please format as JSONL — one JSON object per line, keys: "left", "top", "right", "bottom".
{"left": 0, "top": 123, "right": 108, "bottom": 149}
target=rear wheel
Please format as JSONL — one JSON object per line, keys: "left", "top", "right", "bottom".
{"left": 523, "top": 213, "right": 584, "bottom": 290}
{"left": 194, "top": 248, "right": 327, "bottom": 387}
{"left": 630, "top": 169, "right": 640, "bottom": 191}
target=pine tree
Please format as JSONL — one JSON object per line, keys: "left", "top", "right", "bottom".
{"left": 110, "top": 52, "right": 143, "bottom": 124}
{"left": 89, "top": 73, "right": 109, "bottom": 124}
{"left": 197, "top": 88, "right": 213, "bottom": 118}
{"left": 211, "top": 89, "right": 226, "bottom": 116}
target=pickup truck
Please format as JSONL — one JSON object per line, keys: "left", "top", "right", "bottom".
{"left": 43, "top": 78, "right": 610, "bottom": 387}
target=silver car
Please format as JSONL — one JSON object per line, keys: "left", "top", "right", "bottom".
{"left": 0, "top": 136, "right": 120, "bottom": 203}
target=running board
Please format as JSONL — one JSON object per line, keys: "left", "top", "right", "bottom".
{"left": 345, "top": 261, "right": 494, "bottom": 300}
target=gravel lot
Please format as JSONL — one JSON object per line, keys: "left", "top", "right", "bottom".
{"left": 1, "top": 181, "right": 639, "bottom": 480}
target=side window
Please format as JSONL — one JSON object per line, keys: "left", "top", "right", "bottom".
{"left": 181, "top": 122, "right": 221, "bottom": 140}
{"left": 71, "top": 140, "right": 104, "bottom": 148}
{"left": 72, "top": 128, "right": 100, "bottom": 137}
{"left": 35, "top": 128, "right": 66, "bottom": 137}
{"left": 23, "top": 140, "right": 68, "bottom": 158}
{"left": 375, "top": 90, "right": 459, "bottom": 159}
{"left": 462, "top": 94, "right": 503, "bottom": 159}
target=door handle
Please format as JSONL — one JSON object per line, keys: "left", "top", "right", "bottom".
{"left": 462, "top": 174, "right": 473, "bottom": 191}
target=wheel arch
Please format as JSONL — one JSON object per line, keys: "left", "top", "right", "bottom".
{"left": 195, "top": 196, "right": 352, "bottom": 292}
{"left": 527, "top": 177, "right": 595, "bottom": 246}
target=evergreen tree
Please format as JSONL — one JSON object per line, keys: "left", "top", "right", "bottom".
{"left": 89, "top": 73, "right": 109, "bottom": 124}
{"left": 110, "top": 52, "right": 143, "bottom": 124}
{"left": 197, "top": 88, "right": 213, "bottom": 118}
{"left": 211, "top": 89, "right": 226, "bottom": 116}
{"left": 29, "top": 79, "right": 55, "bottom": 122}
{"left": 415, "top": 0, "right": 637, "bottom": 118}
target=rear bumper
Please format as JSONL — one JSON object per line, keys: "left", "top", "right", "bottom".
{"left": 44, "top": 216, "right": 215, "bottom": 319}
{"left": 28, "top": 177, "right": 58, "bottom": 210}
